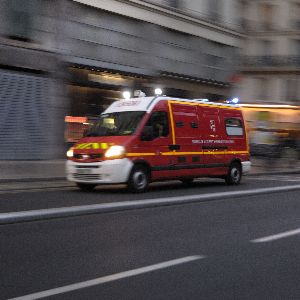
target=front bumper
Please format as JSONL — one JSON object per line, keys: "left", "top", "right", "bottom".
{"left": 66, "top": 158, "right": 133, "bottom": 184}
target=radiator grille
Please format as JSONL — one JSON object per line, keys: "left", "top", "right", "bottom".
{"left": 73, "top": 174, "right": 102, "bottom": 181}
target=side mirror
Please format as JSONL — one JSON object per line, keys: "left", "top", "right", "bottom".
{"left": 141, "top": 126, "right": 154, "bottom": 141}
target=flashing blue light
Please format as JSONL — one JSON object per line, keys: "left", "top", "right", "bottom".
{"left": 231, "top": 97, "right": 239, "bottom": 104}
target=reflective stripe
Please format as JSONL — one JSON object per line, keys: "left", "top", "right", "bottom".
{"left": 168, "top": 100, "right": 241, "bottom": 110}
{"left": 126, "top": 151, "right": 249, "bottom": 157}
{"left": 75, "top": 143, "right": 111, "bottom": 150}
{"left": 126, "top": 153, "right": 156, "bottom": 156}
{"left": 223, "top": 151, "right": 249, "bottom": 155}
{"left": 163, "top": 151, "right": 249, "bottom": 156}
{"left": 168, "top": 101, "right": 176, "bottom": 145}
{"left": 161, "top": 152, "right": 202, "bottom": 156}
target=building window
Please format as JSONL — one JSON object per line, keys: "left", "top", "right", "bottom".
{"left": 261, "top": 40, "right": 274, "bottom": 56}
{"left": 4, "top": 0, "right": 36, "bottom": 42}
{"left": 260, "top": 3, "right": 275, "bottom": 30}
{"left": 286, "top": 79, "right": 297, "bottom": 102}
{"left": 291, "top": 3, "right": 300, "bottom": 29}
{"left": 168, "top": 0, "right": 180, "bottom": 8}
{"left": 290, "top": 39, "right": 300, "bottom": 56}
{"left": 208, "top": 0, "right": 222, "bottom": 22}
{"left": 256, "top": 77, "right": 269, "bottom": 100}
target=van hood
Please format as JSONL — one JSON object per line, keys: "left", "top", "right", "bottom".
{"left": 73, "top": 136, "right": 134, "bottom": 152}
{"left": 71, "top": 136, "right": 136, "bottom": 162}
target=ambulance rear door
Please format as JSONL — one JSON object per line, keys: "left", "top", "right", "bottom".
{"left": 222, "top": 110, "right": 247, "bottom": 164}
{"left": 200, "top": 106, "right": 226, "bottom": 171}
{"left": 169, "top": 102, "right": 204, "bottom": 177}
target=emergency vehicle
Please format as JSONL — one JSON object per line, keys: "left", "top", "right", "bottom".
{"left": 66, "top": 96, "right": 251, "bottom": 192}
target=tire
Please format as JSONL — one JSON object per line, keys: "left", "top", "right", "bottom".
{"left": 127, "top": 165, "right": 149, "bottom": 193}
{"left": 76, "top": 182, "right": 96, "bottom": 192}
{"left": 225, "top": 162, "right": 242, "bottom": 185}
{"left": 180, "top": 178, "right": 194, "bottom": 186}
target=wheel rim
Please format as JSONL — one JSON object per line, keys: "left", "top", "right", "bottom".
{"left": 132, "top": 170, "right": 147, "bottom": 189}
{"left": 231, "top": 167, "right": 240, "bottom": 183}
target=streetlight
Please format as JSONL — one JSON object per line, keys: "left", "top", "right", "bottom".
{"left": 123, "top": 91, "right": 131, "bottom": 100}
{"left": 154, "top": 88, "right": 162, "bottom": 96}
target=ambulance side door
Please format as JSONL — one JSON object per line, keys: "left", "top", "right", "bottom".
{"left": 138, "top": 110, "right": 173, "bottom": 179}
{"left": 170, "top": 103, "right": 204, "bottom": 177}
{"left": 201, "top": 108, "right": 225, "bottom": 170}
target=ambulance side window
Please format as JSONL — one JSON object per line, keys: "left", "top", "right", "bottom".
{"left": 146, "top": 111, "right": 169, "bottom": 138}
{"left": 225, "top": 118, "right": 244, "bottom": 136}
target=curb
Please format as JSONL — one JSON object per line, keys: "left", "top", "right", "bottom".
{"left": 0, "top": 177, "right": 66, "bottom": 184}
{"left": 246, "top": 170, "right": 300, "bottom": 176}
{"left": 1, "top": 184, "right": 300, "bottom": 225}
{"left": 0, "top": 170, "right": 299, "bottom": 185}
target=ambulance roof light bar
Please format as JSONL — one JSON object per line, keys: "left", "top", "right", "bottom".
{"left": 193, "top": 98, "right": 209, "bottom": 102}
{"left": 227, "top": 97, "right": 239, "bottom": 104}
{"left": 134, "top": 90, "right": 146, "bottom": 97}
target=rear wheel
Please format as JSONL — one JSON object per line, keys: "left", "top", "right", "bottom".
{"left": 225, "top": 162, "right": 242, "bottom": 185}
{"left": 76, "top": 182, "right": 96, "bottom": 192}
{"left": 127, "top": 165, "right": 149, "bottom": 193}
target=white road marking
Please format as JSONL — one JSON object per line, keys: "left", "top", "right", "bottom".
{"left": 248, "top": 175, "right": 300, "bottom": 182}
{"left": 9, "top": 255, "right": 205, "bottom": 300}
{"left": 251, "top": 228, "right": 300, "bottom": 243}
{"left": 1, "top": 184, "right": 300, "bottom": 225}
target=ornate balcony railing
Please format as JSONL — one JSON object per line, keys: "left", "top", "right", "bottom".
{"left": 141, "top": 0, "right": 240, "bottom": 31}
{"left": 242, "top": 56, "right": 300, "bottom": 67}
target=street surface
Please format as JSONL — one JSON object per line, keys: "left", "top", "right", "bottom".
{"left": 1, "top": 174, "right": 300, "bottom": 299}
{"left": 1, "top": 174, "right": 300, "bottom": 213}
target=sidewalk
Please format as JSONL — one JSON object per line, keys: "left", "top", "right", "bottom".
{"left": 0, "top": 157, "right": 299, "bottom": 183}
{"left": 0, "top": 160, "right": 66, "bottom": 182}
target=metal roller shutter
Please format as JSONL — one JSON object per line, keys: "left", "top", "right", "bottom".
{"left": 0, "top": 69, "right": 50, "bottom": 160}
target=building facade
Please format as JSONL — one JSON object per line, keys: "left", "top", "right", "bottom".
{"left": 238, "top": 0, "right": 300, "bottom": 104}
{"left": 0, "top": 0, "right": 243, "bottom": 159}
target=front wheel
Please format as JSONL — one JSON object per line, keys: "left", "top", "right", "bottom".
{"left": 225, "top": 162, "right": 242, "bottom": 185}
{"left": 76, "top": 182, "right": 96, "bottom": 192}
{"left": 127, "top": 165, "right": 149, "bottom": 193}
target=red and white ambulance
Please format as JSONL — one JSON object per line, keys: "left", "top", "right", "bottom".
{"left": 66, "top": 96, "right": 251, "bottom": 192}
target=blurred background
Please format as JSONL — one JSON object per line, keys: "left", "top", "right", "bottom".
{"left": 0, "top": 0, "right": 299, "bottom": 161}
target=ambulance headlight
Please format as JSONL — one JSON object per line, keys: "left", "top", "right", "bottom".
{"left": 105, "top": 145, "right": 126, "bottom": 159}
{"left": 66, "top": 147, "right": 74, "bottom": 158}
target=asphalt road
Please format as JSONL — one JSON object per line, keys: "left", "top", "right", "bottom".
{"left": 1, "top": 173, "right": 300, "bottom": 213}
{"left": 1, "top": 174, "right": 300, "bottom": 299}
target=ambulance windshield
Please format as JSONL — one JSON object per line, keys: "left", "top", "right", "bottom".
{"left": 85, "top": 111, "right": 145, "bottom": 137}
